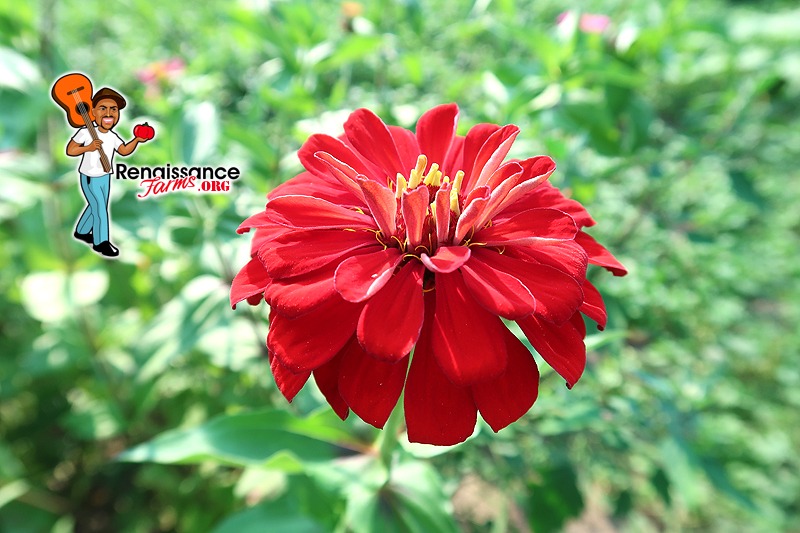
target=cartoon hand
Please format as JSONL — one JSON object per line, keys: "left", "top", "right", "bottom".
{"left": 88, "top": 139, "right": 103, "bottom": 152}
{"left": 135, "top": 137, "right": 149, "bottom": 143}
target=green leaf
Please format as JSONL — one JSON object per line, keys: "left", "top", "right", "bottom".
{"left": 527, "top": 462, "right": 585, "bottom": 533}
{"left": 387, "top": 461, "right": 459, "bottom": 533}
{"left": 117, "top": 409, "right": 360, "bottom": 467}
{"left": 212, "top": 495, "right": 325, "bottom": 533}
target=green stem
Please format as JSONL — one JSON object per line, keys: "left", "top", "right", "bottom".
{"left": 377, "top": 394, "right": 405, "bottom": 474}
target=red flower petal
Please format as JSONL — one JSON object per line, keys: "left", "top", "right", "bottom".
{"left": 267, "top": 297, "right": 363, "bottom": 373}
{"left": 442, "top": 135, "right": 465, "bottom": 178}
{"left": 405, "top": 293, "right": 477, "bottom": 445}
{"left": 269, "top": 352, "right": 310, "bottom": 402}
{"left": 415, "top": 103, "right": 459, "bottom": 170}
{"left": 313, "top": 353, "right": 350, "bottom": 420}
{"left": 502, "top": 181, "right": 595, "bottom": 228}
{"left": 475, "top": 208, "right": 578, "bottom": 246}
{"left": 580, "top": 280, "right": 608, "bottom": 330}
{"left": 334, "top": 248, "right": 404, "bottom": 303}
{"left": 471, "top": 125, "right": 520, "bottom": 190}
{"left": 472, "top": 327, "right": 539, "bottom": 432}
{"left": 517, "top": 312, "right": 586, "bottom": 388}
{"left": 433, "top": 182, "right": 452, "bottom": 244}
{"left": 267, "top": 195, "right": 375, "bottom": 230}
{"left": 454, "top": 195, "right": 489, "bottom": 243}
{"left": 344, "top": 108, "right": 404, "bottom": 176}
{"left": 312, "top": 151, "right": 367, "bottom": 203}
{"left": 460, "top": 123, "right": 501, "bottom": 192}
{"left": 460, "top": 254, "right": 536, "bottom": 319}
{"left": 401, "top": 185, "right": 430, "bottom": 249}
{"left": 357, "top": 261, "right": 425, "bottom": 361}
{"left": 260, "top": 229, "right": 378, "bottom": 279}
{"left": 485, "top": 160, "right": 525, "bottom": 191}
{"left": 230, "top": 257, "right": 271, "bottom": 309}
{"left": 575, "top": 231, "right": 628, "bottom": 276}
{"left": 237, "top": 211, "right": 272, "bottom": 234}
{"left": 493, "top": 156, "right": 556, "bottom": 215}
{"left": 470, "top": 162, "right": 524, "bottom": 231}
{"left": 420, "top": 245, "right": 471, "bottom": 274}
{"left": 267, "top": 170, "right": 361, "bottom": 206}
{"left": 431, "top": 272, "right": 509, "bottom": 385}
{"left": 474, "top": 249, "right": 584, "bottom": 324}
{"left": 358, "top": 177, "right": 397, "bottom": 238}
{"left": 338, "top": 337, "right": 409, "bottom": 428}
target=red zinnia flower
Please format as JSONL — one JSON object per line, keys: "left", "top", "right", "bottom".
{"left": 231, "top": 104, "right": 626, "bottom": 446}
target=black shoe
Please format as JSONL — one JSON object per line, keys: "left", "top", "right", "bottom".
{"left": 92, "top": 241, "right": 119, "bottom": 257}
{"left": 74, "top": 231, "right": 93, "bottom": 244}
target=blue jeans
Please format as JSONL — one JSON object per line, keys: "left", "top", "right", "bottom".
{"left": 75, "top": 173, "right": 111, "bottom": 245}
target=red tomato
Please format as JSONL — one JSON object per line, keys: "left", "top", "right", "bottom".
{"left": 133, "top": 122, "right": 155, "bottom": 140}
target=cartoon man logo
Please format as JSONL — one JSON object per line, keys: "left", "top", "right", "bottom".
{"left": 52, "top": 73, "right": 151, "bottom": 258}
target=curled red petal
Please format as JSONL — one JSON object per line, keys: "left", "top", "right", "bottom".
{"left": 401, "top": 185, "right": 430, "bottom": 249}
{"left": 472, "top": 327, "right": 539, "bottom": 432}
{"left": 338, "top": 337, "right": 409, "bottom": 428}
{"left": 454, "top": 195, "right": 489, "bottom": 243}
{"left": 471, "top": 125, "right": 520, "bottom": 190}
{"left": 575, "top": 231, "right": 628, "bottom": 276}
{"left": 357, "top": 261, "right": 425, "bottom": 361}
{"left": 485, "top": 160, "right": 525, "bottom": 191}
{"left": 420, "top": 245, "right": 470, "bottom": 274}
{"left": 460, "top": 123, "right": 501, "bottom": 193}
{"left": 431, "top": 272, "right": 509, "bottom": 385}
{"left": 267, "top": 170, "right": 360, "bottom": 206}
{"left": 415, "top": 103, "right": 459, "bottom": 170}
{"left": 460, "top": 254, "right": 536, "bottom": 319}
{"left": 260, "top": 229, "right": 378, "bottom": 279}
{"left": 433, "top": 182, "right": 452, "bottom": 244}
{"left": 334, "top": 248, "right": 404, "bottom": 303}
{"left": 269, "top": 352, "right": 310, "bottom": 402}
{"left": 267, "top": 297, "right": 363, "bottom": 373}
{"left": 313, "top": 353, "right": 349, "bottom": 420}
{"left": 405, "top": 293, "right": 477, "bottom": 445}
{"left": 494, "top": 156, "right": 556, "bottom": 215}
{"left": 358, "top": 177, "right": 397, "bottom": 238}
{"left": 517, "top": 312, "right": 586, "bottom": 388}
{"left": 230, "top": 257, "right": 271, "bottom": 309}
{"left": 344, "top": 108, "right": 404, "bottom": 176}
{"left": 313, "top": 151, "right": 367, "bottom": 203}
{"left": 267, "top": 195, "right": 375, "bottom": 230}
{"left": 470, "top": 162, "right": 524, "bottom": 231}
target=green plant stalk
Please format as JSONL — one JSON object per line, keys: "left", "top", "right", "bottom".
{"left": 377, "top": 394, "right": 405, "bottom": 474}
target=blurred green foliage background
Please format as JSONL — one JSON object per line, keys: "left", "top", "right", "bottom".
{"left": 1, "top": 0, "right": 799, "bottom": 531}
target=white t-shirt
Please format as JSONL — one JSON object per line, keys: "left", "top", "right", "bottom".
{"left": 72, "top": 127, "right": 124, "bottom": 177}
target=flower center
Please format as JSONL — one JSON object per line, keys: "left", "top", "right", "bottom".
{"left": 375, "top": 154, "right": 467, "bottom": 259}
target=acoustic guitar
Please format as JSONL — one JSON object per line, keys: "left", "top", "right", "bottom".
{"left": 51, "top": 73, "right": 112, "bottom": 173}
